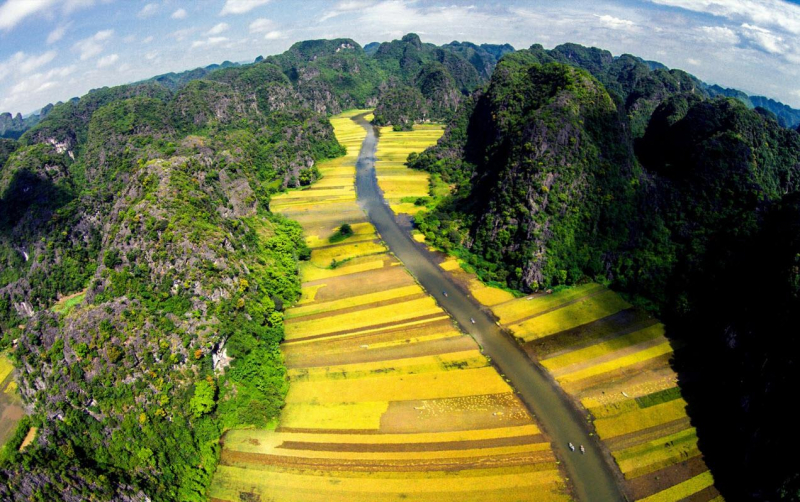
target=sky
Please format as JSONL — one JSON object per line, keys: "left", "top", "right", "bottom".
{"left": 1, "top": 0, "right": 800, "bottom": 115}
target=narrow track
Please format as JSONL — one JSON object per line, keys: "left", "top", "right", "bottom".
{"left": 352, "top": 114, "right": 626, "bottom": 502}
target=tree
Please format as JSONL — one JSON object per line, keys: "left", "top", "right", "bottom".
{"left": 190, "top": 379, "right": 217, "bottom": 418}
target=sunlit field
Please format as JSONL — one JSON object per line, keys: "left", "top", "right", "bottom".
{"left": 209, "top": 110, "right": 570, "bottom": 502}
{"left": 0, "top": 352, "right": 23, "bottom": 448}
{"left": 438, "top": 255, "right": 723, "bottom": 501}
{"left": 375, "top": 124, "right": 444, "bottom": 215}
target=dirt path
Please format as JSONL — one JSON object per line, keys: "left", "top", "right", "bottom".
{"left": 352, "top": 114, "right": 626, "bottom": 502}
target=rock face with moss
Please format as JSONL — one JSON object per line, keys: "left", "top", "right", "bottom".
{"left": 415, "top": 59, "right": 636, "bottom": 290}
{"left": 412, "top": 45, "right": 800, "bottom": 501}
{"left": 0, "top": 32, "right": 517, "bottom": 502}
{"left": 0, "top": 50, "right": 342, "bottom": 502}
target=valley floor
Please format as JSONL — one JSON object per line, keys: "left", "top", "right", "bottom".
{"left": 387, "top": 136, "right": 725, "bottom": 499}
{"left": 207, "top": 110, "right": 570, "bottom": 502}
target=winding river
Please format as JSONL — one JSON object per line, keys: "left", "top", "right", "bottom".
{"left": 352, "top": 113, "right": 626, "bottom": 502}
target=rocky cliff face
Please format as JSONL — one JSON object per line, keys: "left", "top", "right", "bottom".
{"left": 416, "top": 60, "right": 636, "bottom": 290}
{"left": 411, "top": 46, "right": 800, "bottom": 500}
{"left": 0, "top": 51, "right": 342, "bottom": 501}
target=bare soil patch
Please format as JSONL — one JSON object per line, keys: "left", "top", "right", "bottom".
{"left": 380, "top": 393, "right": 531, "bottom": 433}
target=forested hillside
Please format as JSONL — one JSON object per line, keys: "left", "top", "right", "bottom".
{"left": 1, "top": 33, "right": 799, "bottom": 501}
{"left": 411, "top": 44, "right": 800, "bottom": 501}
{"left": 0, "top": 34, "right": 519, "bottom": 501}
{"left": 0, "top": 58, "right": 349, "bottom": 500}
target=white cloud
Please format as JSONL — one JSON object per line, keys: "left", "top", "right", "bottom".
{"left": 35, "top": 81, "right": 57, "bottom": 93}
{"left": 264, "top": 30, "right": 284, "bottom": 40}
{"left": 20, "top": 50, "right": 57, "bottom": 73}
{"left": 700, "top": 26, "right": 739, "bottom": 44}
{"left": 597, "top": 14, "right": 636, "bottom": 29}
{"left": 47, "top": 24, "right": 69, "bottom": 44}
{"left": 249, "top": 17, "right": 274, "bottom": 33}
{"left": 73, "top": 29, "right": 114, "bottom": 60}
{"left": 96, "top": 53, "right": 119, "bottom": 68}
{"left": 171, "top": 8, "right": 187, "bottom": 20}
{"left": 0, "top": 51, "right": 58, "bottom": 81}
{"left": 0, "top": 0, "right": 56, "bottom": 31}
{"left": 740, "top": 23, "right": 787, "bottom": 54}
{"left": 0, "top": 0, "right": 100, "bottom": 30}
{"left": 171, "top": 27, "right": 196, "bottom": 41}
{"left": 138, "top": 3, "right": 159, "bottom": 19}
{"left": 63, "top": 0, "right": 98, "bottom": 14}
{"left": 191, "top": 37, "right": 229, "bottom": 48}
{"left": 648, "top": 0, "right": 800, "bottom": 35}
{"left": 208, "top": 22, "right": 229, "bottom": 35}
{"left": 1, "top": 63, "right": 76, "bottom": 110}
{"left": 220, "top": 0, "right": 271, "bottom": 15}
{"left": 687, "top": 57, "right": 700, "bottom": 65}
{"left": 142, "top": 35, "right": 154, "bottom": 44}
{"left": 320, "top": 0, "right": 372, "bottom": 22}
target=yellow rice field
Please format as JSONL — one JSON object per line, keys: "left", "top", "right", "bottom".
{"left": 0, "top": 354, "right": 13, "bottom": 384}
{"left": 375, "top": 125, "right": 444, "bottom": 215}
{"left": 209, "top": 110, "right": 570, "bottom": 502}
{"left": 0, "top": 351, "right": 23, "bottom": 449}
{"left": 639, "top": 471, "right": 715, "bottom": 502}
{"left": 424, "top": 256, "right": 722, "bottom": 500}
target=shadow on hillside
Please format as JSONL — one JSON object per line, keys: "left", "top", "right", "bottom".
{"left": 0, "top": 168, "right": 73, "bottom": 234}
{"left": 665, "top": 319, "right": 782, "bottom": 502}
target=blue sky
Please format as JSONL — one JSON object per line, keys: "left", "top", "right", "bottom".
{"left": 1, "top": 0, "right": 800, "bottom": 114}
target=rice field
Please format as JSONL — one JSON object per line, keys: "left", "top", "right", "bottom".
{"left": 0, "top": 351, "right": 23, "bottom": 449}
{"left": 436, "top": 255, "right": 723, "bottom": 501}
{"left": 375, "top": 124, "right": 444, "bottom": 215}
{"left": 209, "top": 110, "right": 570, "bottom": 502}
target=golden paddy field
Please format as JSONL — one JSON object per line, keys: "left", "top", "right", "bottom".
{"left": 439, "top": 257, "right": 723, "bottom": 502}
{"left": 208, "top": 111, "right": 570, "bottom": 502}
{"left": 0, "top": 351, "right": 23, "bottom": 448}
{"left": 375, "top": 125, "right": 444, "bottom": 216}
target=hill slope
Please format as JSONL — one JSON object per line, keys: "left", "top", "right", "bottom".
{"left": 411, "top": 46, "right": 800, "bottom": 501}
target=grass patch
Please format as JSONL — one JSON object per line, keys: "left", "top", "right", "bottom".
{"left": 635, "top": 387, "right": 683, "bottom": 409}
{"left": 511, "top": 290, "right": 631, "bottom": 342}
{"left": 284, "top": 296, "right": 441, "bottom": 340}
{"left": 639, "top": 471, "right": 714, "bottom": 502}
{"left": 493, "top": 283, "right": 605, "bottom": 325}
{"left": 329, "top": 223, "right": 354, "bottom": 244}
{"left": 594, "top": 398, "right": 688, "bottom": 438}
{"left": 51, "top": 290, "right": 87, "bottom": 315}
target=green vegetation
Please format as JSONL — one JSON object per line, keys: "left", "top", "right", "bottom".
{"left": 0, "top": 42, "right": 345, "bottom": 501}
{"left": 408, "top": 42, "right": 800, "bottom": 501}
{"left": 635, "top": 387, "right": 683, "bottom": 409}
{"left": 415, "top": 61, "right": 634, "bottom": 291}
{"left": 329, "top": 223, "right": 354, "bottom": 243}
{"left": 1, "top": 32, "right": 799, "bottom": 502}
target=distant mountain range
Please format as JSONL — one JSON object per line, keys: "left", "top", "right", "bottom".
{"left": 704, "top": 83, "right": 800, "bottom": 128}
{"left": 4, "top": 43, "right": 800, "bottom": 140}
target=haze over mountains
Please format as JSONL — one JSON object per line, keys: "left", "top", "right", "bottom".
{"left": 0, "top": 32, "right": 798, "bottom": 502}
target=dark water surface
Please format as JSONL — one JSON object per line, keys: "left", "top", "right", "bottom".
{"left": 352, "top": 114, "right": 626, "bottom": 502}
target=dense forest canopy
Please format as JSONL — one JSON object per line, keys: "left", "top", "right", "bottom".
{"left": 0, "top": 33, "right": 798, "bottom": 501}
